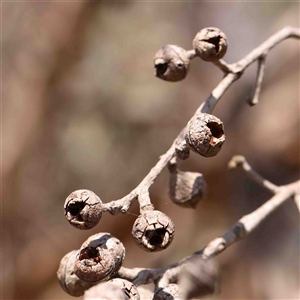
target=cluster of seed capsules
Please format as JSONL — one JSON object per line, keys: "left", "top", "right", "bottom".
{"left": 57, "top": 27, "right": 227, "bottom": 299}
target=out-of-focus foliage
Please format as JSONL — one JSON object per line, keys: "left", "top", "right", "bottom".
{"left": 2, "top": 2, "right": 299, "bottom": 299}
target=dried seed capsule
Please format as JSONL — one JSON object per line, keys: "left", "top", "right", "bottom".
{"left": 82, "top": 233, "right": 125, "bottom": 276}
{"left": 179, "top": 257, "right": 219, "bottom": 299}
{"left": 186, "top": 113, "right": 225, "bottom": 157}
{"left": 153, "top": 284, "right": 181, "bottom": 300}
{"left": 64, "top": 189, "right": 103, "bottom": 230}
{"left": 57, "top": 250, "right": 97, "bottom": 296}
{"left": 75, "top": 233, "right": 125, "bottom": 282}
{"left": 84, "top": 282, "right": 126, "bottom": 300}
{"left": 168, "top": 164, "right": 207, "bottom": 209}
{"left": 75, "top": 247, "right": 115, "bottom": 282}
{"left": 109, "top": 278, "right": 140, "bottom": 300}
{"left": 132, "top": 210, "right": 175, "bottom": 252}
{"left": 154, "top": 45, "right": 190, "bottom": 82}
{"left": 193, "top": 27, "right": 228, "bottom": 62}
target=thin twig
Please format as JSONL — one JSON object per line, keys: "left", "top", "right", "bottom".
{"left": 102, "top": 27, "right": 299, "bottom": 216}
{"left": 233, "top": 26, "right": 300, "bottom": 72}
{"left": 102, "top": 143, "right": 176, "bottom": 214}
{"left": 200, "top": 188, "right": 295, "bottom": 258}
{"left": 228, "top": 155, "right": 279, "bottom": 194}
{"left": 116, "top": 178, "right": 298, "bottom": 286}
{"left": 294, "top": 194, "right": 300, "bottom": 211}
{"left": 200, "top": 26, "right": 300, "bottom": 113}
{"left": 285, "top": 181, "right": 300, "bottom": 213}
{"left": 186, "top": 49, "right": 197, "bottom": 60}
{"left": 228, "top": 155, "right": 300, "bottom": 213}
{"left": 212, "top": 59, "right": 233, "bottom": 73}
{"left": 197, "top": 72, "right": 240, "bottom": 114}
{"left": 157, "top": 267, "right": 181, "bottom": 288}
{"left": 247, "top": 53, "right": 267, "bottom": 106}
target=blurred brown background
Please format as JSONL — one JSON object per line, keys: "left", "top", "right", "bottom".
{"left": 2, "top": 1, "right": 299, "bottom": 299}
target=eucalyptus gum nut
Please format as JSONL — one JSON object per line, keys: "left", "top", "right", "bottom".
{"left": 109, "top": 278, "right": 140, "bottom": 300}
{"left": 64, "top": 189, "right": 103, "bottom": 230}
{"left": 84, "top": 282, "right": 126, "bottom": 300}
{"left": 193, "top": 27, "right": 228, "bottom": 61}
{"left": 154, "top": 45, "right": 190, "bottom": 82}
{"left": 186, "top": 113, "right": 225, "bottom": 157}
{"left": 132, "top": 210, "right": 175, "bottom": 252}
{"left": 75, "top": 233, "right": 125, "bottom": 282}
{"left": 80, "top": 232, "right": 126, "bottom": 276}
{"left": 169, "top": 169, "right": 207, "bottom": 208}
{"left": 75, "top": 247, "right": 115, "bottom": 282}
{"left": 153, "top": 284, "right": 181, "bottom": 300}
{"left": 57, "top": 250, "right": 97, "bottom": 296}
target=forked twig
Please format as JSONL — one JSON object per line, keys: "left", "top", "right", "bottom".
{"left": 103, "top": 26, "right": 299, "bottom": 215}
{"left": 247, "top": 53, "right": 267, "bottom": 106}
{"left": 116, "top": 157, "right": 299, "bottom": 287}
{"left": 228, "top": 155, "right": 279, "bottom": 193}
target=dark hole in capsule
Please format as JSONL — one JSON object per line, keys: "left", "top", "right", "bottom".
{"left": 124, "top": 289, "right": 131, "bottom": 299}
{"left": 207, "top": 122, "right": 223, "bottom": 138}
{"left": 79, "top": 247, "right": 101, "bottom": 262}
{"left": 68, "top": 202, "right": 85, "bottom": 216}
{"left": 207, "top": 36, "right": 220, "bottom": 53}
{"left": 146, "top": 228, "right": 166, "bottom": 246}
{"left": 155, "top": 63, "right": 168, "bottom": 77}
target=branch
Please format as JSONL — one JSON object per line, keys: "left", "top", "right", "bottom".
{"left": 234, "top": 26, "right": 300, "bottom": 71}
{"left": 285, "top": 181, "right": 300, "bottom": 213}
{"left": 116, "top": 182, "right": 297, "bottom": 287}
{"left": 102, "top": 27, "right": 299, "bottom": 215}
{"left": 212, "top": 59, "right": 233, "bottom": 73}
{"left": 60, "top": 27, "right": 300, "bottom": 300}
{"left": 200, "top": 188, "right": 295, "bottom": 259}
{"left": 294, "top": 194, "right": 300, "bottom": 211}
{"left": 199, "top": 26, "right": 300, "bottom": 112}
{"left": 115, "top": 157, "right": 299, "bottom": 287}
{"left": 102, "top": 144, "right": 176, "bottom": 214}
{"left": 247, "top": 53, "right": 267, "bottom": 106}
{"left": 229, "top": 155, "right": 300, "bottom": 212}
{"left": 228, "top": 155, "right": 279, "bottom": 194}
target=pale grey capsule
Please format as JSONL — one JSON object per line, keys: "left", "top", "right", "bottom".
{"left": 64, "top": 189, "right": 102, "bottom": 230}
{"left": 132, "top": 210, "right": 175, "bottom": 252}
{"left": 193, "top": 27, "right": 228, "bottom": 61}
{"left": 57, "top": 250, "right": 97, "bottom": 296}
{"left": 154, "top": 45, "right": 190, "bottom": 82}
{"left": 186, "top": 113, "right": 225, "bottom": 157}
